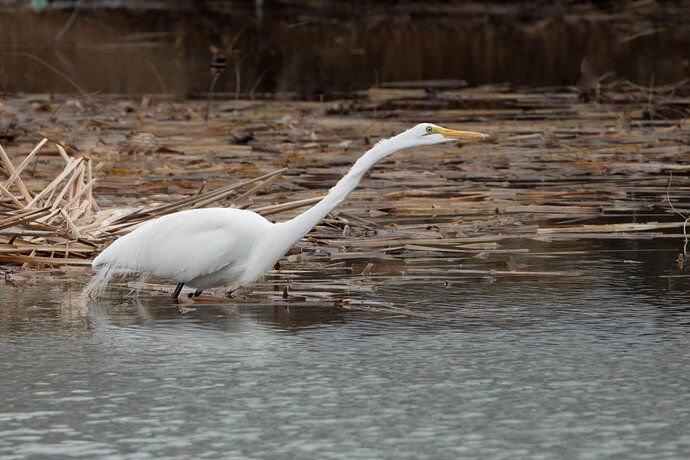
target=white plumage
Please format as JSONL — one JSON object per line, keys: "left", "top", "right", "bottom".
{"left": 93, "top": 208, "right": 271, "bottom": 287}
{"left": 85, "top": 123, "right": 489, "bottom": 299}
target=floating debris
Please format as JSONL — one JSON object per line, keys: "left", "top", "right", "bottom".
{"left": 0, "top": 82, "right": 688, "bottom": 299}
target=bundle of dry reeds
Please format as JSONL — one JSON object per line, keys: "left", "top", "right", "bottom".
{"left": 0, "top": 139, "right": 100, "bottom": 265}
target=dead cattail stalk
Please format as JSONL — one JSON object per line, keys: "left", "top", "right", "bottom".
{"left": 666, "top": 171, "right": 690, "bottom": 256}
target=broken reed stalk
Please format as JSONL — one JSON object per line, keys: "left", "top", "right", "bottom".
{"left": 666, "top": 171, "right": 690, "bottom": 255}
{"left": 0, "top": 144, "right": 33, "bottom": 202}
{"left": 252, "top": 196, "right": 324, "bottom": 216}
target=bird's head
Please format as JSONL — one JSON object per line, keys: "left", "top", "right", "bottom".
{"left": 402, "top": 123, "right": 490, "bottom": 147}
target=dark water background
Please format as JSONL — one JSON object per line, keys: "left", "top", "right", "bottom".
{"left": 1, "top": 239, "right": 689, "bottom": 458}
{"left": 1, "top": 1, "right": 689, "bottom": 97}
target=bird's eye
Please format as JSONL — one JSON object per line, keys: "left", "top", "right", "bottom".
{"left": 426, "top": 126, "right": 433, "bottom": 134}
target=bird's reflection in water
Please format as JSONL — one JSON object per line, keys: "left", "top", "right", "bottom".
{"left": 84, "top": 289, "right": 351, "bottom": 334}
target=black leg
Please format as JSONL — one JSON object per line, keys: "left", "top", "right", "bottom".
{"left": 188, "top": 289, "right": 203, "bottom": 298}
{"left": 172, "top": 282, "right": 184, "bottom": 301}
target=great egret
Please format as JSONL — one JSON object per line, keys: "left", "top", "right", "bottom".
{"left": 86, "top": 123, "right": 489, "bottom": 300}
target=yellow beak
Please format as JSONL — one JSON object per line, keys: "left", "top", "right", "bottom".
{"left": 439, "top": 127, "right": 490, "bottom": 140}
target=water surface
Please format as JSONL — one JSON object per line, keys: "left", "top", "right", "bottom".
{"left": 1, "top": 239, "right": 689, "bottom": 458}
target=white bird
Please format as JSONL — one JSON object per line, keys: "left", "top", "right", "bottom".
{"left": 86, "top": 123, "right": 489, "bottom": 300}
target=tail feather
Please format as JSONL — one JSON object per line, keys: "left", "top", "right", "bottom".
{"left": 82, "top": 263, "right": 117, "bottom": 299}
{"left": 82, "top": 256, "right": 138, "bottom": 299}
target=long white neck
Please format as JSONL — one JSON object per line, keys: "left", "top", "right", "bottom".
{"left": 239, "top": 133, "right": 411, "bottom": 285}
{"left": 273, "top": 135, "right": 405, "bottom": 247}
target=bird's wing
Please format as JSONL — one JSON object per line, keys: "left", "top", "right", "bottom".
{"left": 93, "top": 208, "right": 269, "bottom": 282}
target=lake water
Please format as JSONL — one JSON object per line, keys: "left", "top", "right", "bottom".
{"left": 1, "top": 239, "right": 689, "bottom": 459}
